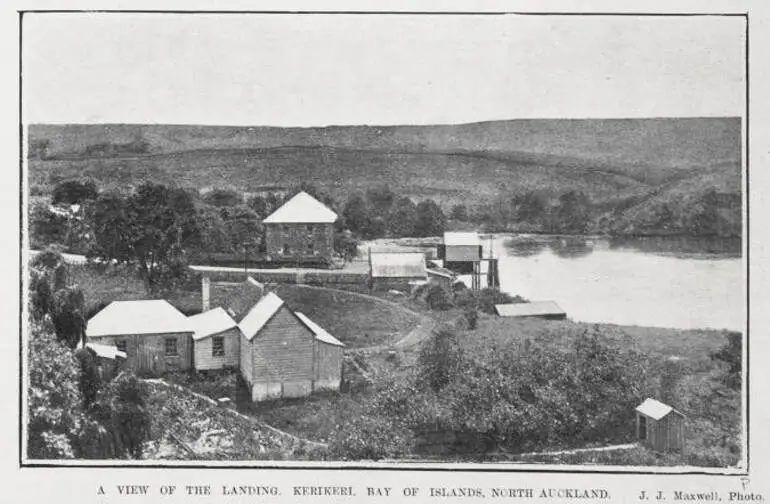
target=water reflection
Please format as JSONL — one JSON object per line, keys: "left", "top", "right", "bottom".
{"left": 608, "top": 235, "right": 742, "bottom": 259}
{"left": 547, "top": 237, "right": 594, "bottom": 259}
{"left": 503, "top": 234, "right": 741, "bottom": 260}
{"left": 503, "top": 237, "right": 548, "bottom": 257}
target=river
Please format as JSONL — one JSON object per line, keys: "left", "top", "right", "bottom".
{"left": 473, "top": 235, "right": 744, "bottom": 331}
{"left": 365, "top": 234, "right": 744, "bottom": 331}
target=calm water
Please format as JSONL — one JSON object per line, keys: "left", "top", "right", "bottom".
{"left": 469, "top": 235, "right": 744, "bottom": 331}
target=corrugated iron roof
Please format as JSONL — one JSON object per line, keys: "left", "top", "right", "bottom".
{"left": 189, "top": 307, "right": 239, "bottom": 341}
{"left": 86, "top": 342, "right": 127, "bottom": 360}
{"left": 370, "top": 252, "right": 426, "bottom": 279}
{"left": 444, "top": 231, "right": 480, "bottom": 246}
{"left": 295, "top": 312, "right": 345, "bottom": 347}
{"left": 494, "top": 301, "right": 566, "bottom": 317}
{"left": 86, "top": 300, "right": 192, "bottom": 337}
{"left": 238, "top": 292, "right": 285, "bottom": 341}
{"left": 262, "top": 191, "right": 338, "bottom": 224}
{"left": 427, "top": 267, "right": 455, "bottom": 279}
{"left": 635, "top": 398, "right": 678, "bottom": 420}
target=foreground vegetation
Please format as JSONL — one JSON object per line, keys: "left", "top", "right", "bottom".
{"left": 322, "top": 316, "right": 741, "bottom": 466}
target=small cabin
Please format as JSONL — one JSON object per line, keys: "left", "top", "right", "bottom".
{"left": 369, "top": 252, "right": 427, "bottom": 292}
{"left": 495, "top": 301, "right": 567, "bottom": 320}
{"left": 86, "top": 300, "right": 194, "bottom": 375}
{"left": 635, "top": 398, "right": 686, "bottom": 453}
{"left": 189, "top": 307, "right": 241, "bottom": 371}
{"left": 262, "top": 192, "right": 338, "bottom": 264}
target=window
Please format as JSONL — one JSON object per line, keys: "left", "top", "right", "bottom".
{"left": 212, "top": 336, "right": 225, "bottom": 357}
{"left": 282, "top": 243, "right": 291, "bottom": 255}
{"left": 116, "top": 340, "right": 127, "bottom": 353}
{"left": 306, "top": 242, "right": 314, "bottom": 254}
{"left": 164, "top": 337, "right": 178, "bottom": 356}
{"left": 306, "top": 224, "right": 314, "bottom": 234}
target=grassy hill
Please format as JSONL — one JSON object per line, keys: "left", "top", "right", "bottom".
{"left": 28, "top": 118, "right": 742, "bottom": 235}
{"left": 29, "top": 146, "right": 649, "bottom": 206}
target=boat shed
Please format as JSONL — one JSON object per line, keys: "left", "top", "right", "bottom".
{"left": 189, "top": 307, "right": 241, "bottom": 371}
{"left": 635, "top": 398, "right": 686, "bottom": 453}
{"left": 369, "top": 252, "right": 427, "bottom": 292}
{"left": 439, "top": 232, "right": 482, "bottom": 263}
{"left": 495, "top": 301, "right": 567, "bottom": 320}
{"left": 86, "top": 300, "right": 194, "bottom": 375}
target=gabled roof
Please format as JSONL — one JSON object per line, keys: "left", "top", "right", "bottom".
{"left": 636, "top": 398, "right": 683, "bottom": 420}
{"left": 444, "top": 231, "right": 480, "bottom": 246}
{"left": 86, "top": 300, "right": 192, "bottom": 337}
{"left": 189, "top": 307, "right": 239, "bottom": 341}
{"left": 370, "top": 252, "right": 426, "bottom": 279}
{"left": 238, "top": 292, "right": 285, "bottom": 341}
{"left": 85, "top": 342, "right": 127, "bottom": 360}
{"left": 295, "top": 312, "right": 345, "bottom": 347}
{"left": 262, "top": 191, "right": 338, "bottom": 224}
{"left": 495, "top": 301, "right": 566, "bottom": 318}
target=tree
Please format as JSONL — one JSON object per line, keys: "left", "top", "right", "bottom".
{"left": 75, "top": 348, "right": 102, "bottom": 410}
{"left": 551, "top": 191, "right": 592, "bottom": 233}
{"left": 27, "top": 320, "right": 85, "bottom": 459}
{"left": 51, "top": 286, "right": 87, "bottom": 349}
{"left": 712, "top": 331, "right": 742, "bottom": 390}
{"left": 414, "top": 199, "right": 446, "bottom": 237}
{"left": 203, "top": 189, "right": 243, "bottom": 208}
{"left": 342, "top": 194, "right": 370, "bottom": 235}
{"left": 450, "top": 204, "right": 468, "bottom": 222}
{"left": 418, "top": 328, "right": 463, "bottom": 392}
{"left": 90, "top": 183, "right": 199, "bottom": 293}
{"left": 52, "top": 180, "right": 98, "bottom": 206}
{"left": 247, "top": 195, "right": 269, "bottom": 218}
{"left": 89, "top": 372, "right": 152, "bottom": 459}
{"left": 335, "top": 230, "right": 359, "bottom": 261}
{"left": 366, "top": 185, "right": 396, "bottom": 213}
{"left": 387, "top": 197, "right": 417, "bottom": 237}
{"left": 513, "top": 191, "right": 547, "bottom": 225}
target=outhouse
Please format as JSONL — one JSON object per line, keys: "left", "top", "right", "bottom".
{"left": 635, "top": 398, "right": 686, "bottom": 453}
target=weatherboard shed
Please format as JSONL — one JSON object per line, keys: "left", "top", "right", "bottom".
{"left": 239, "top": 291, "right": 346, "bottom": 402}
{"left": 635, "top": 398, "right": 686, "bottom": 453}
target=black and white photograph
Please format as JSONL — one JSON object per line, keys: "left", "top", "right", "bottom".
{"left": 20, "top": 10, "right": 747, "bottom": 471}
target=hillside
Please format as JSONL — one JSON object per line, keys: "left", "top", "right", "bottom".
{"left": 29, "top": 117, "right": 740, "bottom": 185}
{"left": 27, "top": 118, "right": 742, "bottom": 237}
{"left": 598, "top": 164, "right": 742, "bottom": 237}
{"left": 29, "top": 146, "right": 648, "bottom": 206}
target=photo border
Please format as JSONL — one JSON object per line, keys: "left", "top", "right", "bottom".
{"left": 17, "top": 8, "right": 751, "bottom": 475}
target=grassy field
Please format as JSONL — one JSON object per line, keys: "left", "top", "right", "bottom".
{"left": 270, "top": 284, "right": 422, "bottom": 348}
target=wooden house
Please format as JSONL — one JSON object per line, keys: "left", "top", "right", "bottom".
{"left": 635, "top": 398, "right": 686, "bottom": 453}
{"left": 263, "top": 192, "right": 338, "bottom": 264}
{"left": 238, "top": 292, "right": 345, "bottom": 402}
{"left": 495, "top": 301, "right": 567, "bottom": 320}
{"left": 86, "top": 300, "right": 194, "bottom": 375}
{"left": 189, "top": 307, "right": 241, "bottom": 371}
{"left": 369, "top": 252, "right": 427, "bottom": 292}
